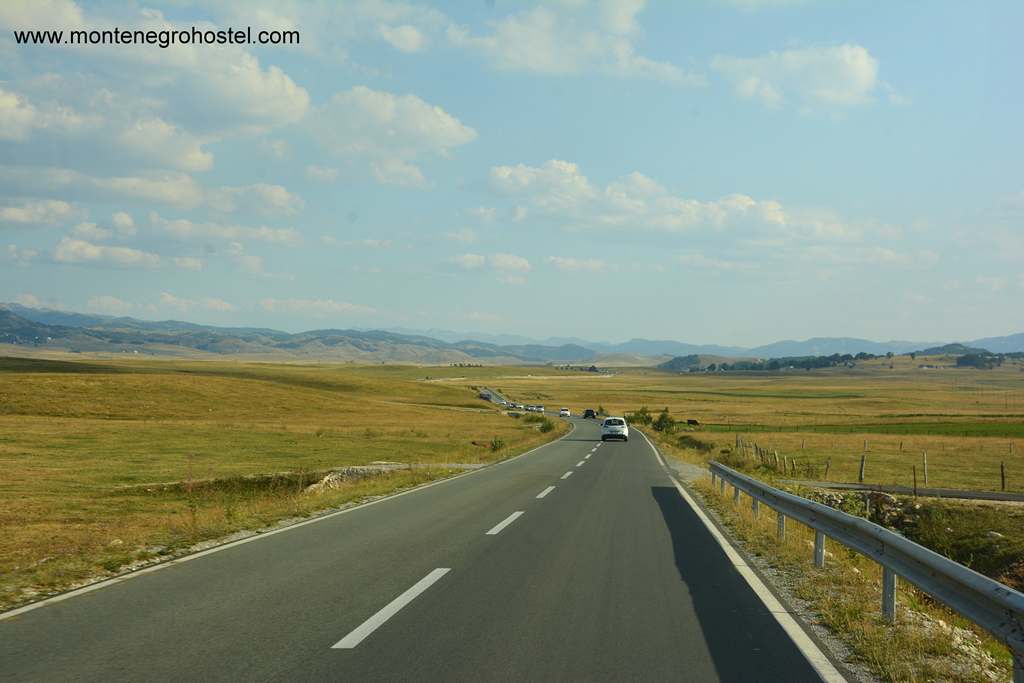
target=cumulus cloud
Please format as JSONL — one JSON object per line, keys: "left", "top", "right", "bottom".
{"left": 5, "top": 244, "right": 39, "bottom": 266}
{"left": 0, "top": 199, "right": 77, "bottom": 225}
{"left": 676, "top": 253, "right": 758, "bottom": 272}
{"left": 453, "top": 253, "right": 486, "bottom": 269}
{"left": 54, "top": 237, "right": 160, "bottom": 268}
{"left": 72, "top": 222, "right": 113, "bottom": 240}
{"left": 491, "top": 253, "right": 531, "bottom": 272}
{"left": 259, "top": 298, "right": 374, "bottom": 316}
{"left": 112, "top": 212, "right": 136, "bottom": 236}
{"left": 712, "top": 44, "right": 882, "bottom": 109}
{"left": 0, "top": 166, "right": 301, "bottom": 214}
{"left": 311, "top": 85, "right": 476, "bottom": 187}
{"left": 174, "top": 256, "right": 203, "bottom": 271}
{"left": 547, "top": 256, "right": 606, "bottom": 272}
{"left": 447, "top": 2, "right": 704, "bottom": 85}
{"left": 446, "top": 228, "right": 477, "bottom": 243}
{"left": 491, "top": 159, "right": 860, "bottom": 242}
{"left": 379, "top": 24, "right": 425, "bottom": 52}
{"left": 150, "top": 212, "right": 301, "bottom": 246}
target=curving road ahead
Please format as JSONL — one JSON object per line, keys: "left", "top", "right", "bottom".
{"left": 1, "top": 418, "right": 842, "bottom": 682}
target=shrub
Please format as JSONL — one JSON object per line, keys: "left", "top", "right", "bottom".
{"left": 628, "top": 406, "right": 653, "bottom": 425}
{"left": 539, "top": 418, "right": 554, "bottom": 433}
{"left": 490, "top": 437, "right": 505, "bottom": 452}
{"left": 652, "top": 407, "right": 675, "bottom": 433}
{"left": 677, "top": 435, "right": 714, "bottom": 452}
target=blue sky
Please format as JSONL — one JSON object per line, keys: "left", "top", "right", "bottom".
{"left": 1, "top": 0, "right": 1021, "bottom": 346}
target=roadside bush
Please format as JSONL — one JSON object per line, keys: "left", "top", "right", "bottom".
{"left": 523, "top": 414, "right": 545, "bottom": 424}
{"left": 539, "top": 418, "right": 554, "bottom": 433}
{"left": 490, "top": 437, "right": 505, "bottom": 452}
{"left": 628, "top": 406, "right": 653, "bottom": 425}
{"left": 652, "top": 407, "right": 675, "bottom": 433}
{"left": 597, "top": 405, "right": 607, "bottom": 416}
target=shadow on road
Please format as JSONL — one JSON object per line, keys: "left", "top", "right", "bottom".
{"left": 650, "top": 486, "right": 823, "bottom": 683}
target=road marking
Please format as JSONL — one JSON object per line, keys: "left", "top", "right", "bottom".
{"left": 560, "top": 471, "right": 573, "bottom": 480}
{"left": 536, "top": 485, "right": 556, "bottom": 499}
{"left": 638, "top": 430, "right": 847, "bottom": 683}
{"left": 332, "top": 568, "right": 450, "bottom": 649}
{"left": 584, "top": 453, "right": 592, "bottom": 460}
{"left": 0, "top": 423, "right": 578, "bottom": 623}
{"left": 486, "top": 511, "right": 525, "bottom": 535}
{"left": 576, "top": 460, "right": 585, "bottom": 467}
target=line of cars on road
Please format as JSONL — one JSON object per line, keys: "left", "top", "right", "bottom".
{"left": 502, "top": 400, "right": 629, "bottom": 441}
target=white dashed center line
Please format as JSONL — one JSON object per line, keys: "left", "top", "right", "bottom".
{"left": 536, "top": 485, "right": 556, "bottom": 499}
{"left": 584, "top": 453, "right": 591, "bottom": 460}
{"left": 576, "top": 460, "right": 585, "bottom": 467}
{"left": 331, "top": 568, "right": 450, "bottom": 649}
{"left": 486, "top": 511, "right": 525, "bottom": 536}
{"left": 561, "top": 471, "right": 573, "bottom": 480}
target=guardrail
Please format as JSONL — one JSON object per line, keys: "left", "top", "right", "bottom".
{"left": 708, "top": 461, "right": 1024, "bottom": 681}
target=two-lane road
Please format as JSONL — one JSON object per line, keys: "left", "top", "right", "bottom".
{"left": 1, "top": 418, "right": 837, "bottom": 682}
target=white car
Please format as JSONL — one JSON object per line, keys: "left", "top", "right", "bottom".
{"left": 559, "top": 408, "right": 570, "bottom": 417}
{"left": 601, "top": 417, "right": 629, "bottom": 442}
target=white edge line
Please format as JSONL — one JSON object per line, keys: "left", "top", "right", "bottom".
{"left": 576, "top": 460, "right": 585, "bottom": 467}
{"left": 0, "top": 423, "right": 577, "bottom": 622}
{"left": 637, "top": 430, "right": 847, "bottom": 683}
{"left": 560, "top": 471, "right": 573, "bottom": 480}
{"left": 584, "top": 454, "right": 591, "bottom": 460}
{"left": 331, "top": 567, "right": 450, "bottom": 649}
{"left": 485, "top": 510, "right": 525, "bottom": 536}
{"left": 536, "top": 485, "right": 556, "bottom": 499}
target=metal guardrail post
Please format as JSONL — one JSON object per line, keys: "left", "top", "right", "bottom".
{"left": 1014, "top": 652, "right": 1024, "bottom": 683}
{"left": 733, "top": 485, "right": 741, "bottom": 504}
{"left": 719, "top": 477, "right": 725, "bottom": 495}
{"left": 882, "top": 567, "right": 897, "bottom": 622}
{"left": 777, "top": 512, "right": 786, "bottom": 541}
{"left": 752, "top": 497, "right": 759, "bottom": 519}
{"left": 814, "top": 531, "right": 825, "bottom": 568}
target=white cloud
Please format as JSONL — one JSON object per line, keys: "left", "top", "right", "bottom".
{"left": 112, "top": 212, "right": 136, "bottom": 236}
{"left": 379, "top": 24, "right": 425, "bottom": 53}
{"left": 311, "top": 85, "right": 476, "bottom": 186}
{"left": 72, "top": 222, "right": 113, "bottom": 240}
{"left": 371, "top": 159, "right": 426, "bottom": 187}
{"left": 0, "top": 199, "right": 76, "bottom": 225}
{"left": 305, "top": 165, "right": 339, "bottom": 183}
{"left": 712, "top": 44, "right": 881, "bottom": 109}
{"left": 447, "top": 2, "right": 704, "bottom": 85}
{"left": 453, "top": 253, "right": 486, "bottom": 269}
{"left": 54, "top": 237, "right": 160, "bottom": 268}
{"left": 150, "top": 212, "right": 301, "bottom": 246}
{"left": 0, "top": 166, "right": 301, "bottom": 214}
{"left": 159, "top": 292, "right": 236, "bottom": 313}
{"left": 446, "top": 228, "right": 477, "bottom": 243}
{"left": 976, "top": 275, "right": 1008, "bottom": 293}
{"left": 321, "top": 236, "right": 392, "bottom": 248}
{"left": 0, "top": 88, "right": 37, "bottom": 141}
{"left": 491, "top": 159, "right": 861, "bottom": 242}
{"left": 490, "top": 253, "right": 531, "bottom": 272}
{"left": 259, "top": 298, "right": 374, "bottom": 316}
{"left": 174, "top": 256, "right": 203, "bottom": 271}
{"left": 87, "top": 295, "right": 133, "bottom": 315}
{"left": 14, "top": 293, "right": 42, "bottom": 307}
{"left": 546, "top": 256, "right": 606, "bottom": 272}
{"left": 5, "top": 244, "right": 39, "bottom": 266}
{"left": 116, "top": 117, "right": 213, "bottom": 172}
{"left": 468, "top": 206, "right": 498, "bottom": 223}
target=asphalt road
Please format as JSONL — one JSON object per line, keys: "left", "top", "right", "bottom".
{"left": 1, "top": 418, "right": 833, "bottom": 682}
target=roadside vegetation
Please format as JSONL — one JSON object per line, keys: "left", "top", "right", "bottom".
{"left": 0, "top": 357, "right": 569, "bottom": 610}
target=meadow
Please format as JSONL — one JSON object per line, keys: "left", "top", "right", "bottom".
{"left": 0, "top": 357, "right": 569, "bottom": 610}
{"left": 473, "top": 356, "right": 1024, "bottom": 493}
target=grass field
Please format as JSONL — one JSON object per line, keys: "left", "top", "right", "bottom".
{"left": 0, "top": 357, "right": 569, "bottom": 609}
{"left": 468, "top": 358, "right": 1024, "bottom": 493}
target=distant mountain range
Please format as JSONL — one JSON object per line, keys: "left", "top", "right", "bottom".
{"left": 2, "top": 303, "right": 1022, "bottom": 363}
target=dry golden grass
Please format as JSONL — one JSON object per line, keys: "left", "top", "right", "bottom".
{"left": 0, "top": 357, "right": 568, "bottom": 609}
{"left": 483, "top": 359, "right": 1024, "bottom": 491}
{"left": 695, "top": 477, "right": 1011, "bottom": 682}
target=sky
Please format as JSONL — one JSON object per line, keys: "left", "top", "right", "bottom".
{"left": 1, "top": 0, "right": 1022, "bottom": 346}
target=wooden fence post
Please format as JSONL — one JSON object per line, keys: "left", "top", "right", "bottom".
{"left": 913, "top": 465, "right": 918, "bottom": 498}
{"left": 923, "top": 451, "right": 928, "bottom": 485}
{"left": 859, "top": 453, "right": 866, "bottom": 483}
{"left": 824, "top": 458, "right": 831, "bottom": 481}
{"left": 1002, "top": 462, "right": 1007, "bottom": 492}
